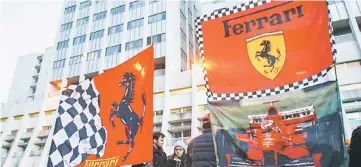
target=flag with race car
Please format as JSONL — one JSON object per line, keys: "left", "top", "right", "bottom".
{"left": 194, "top": 0, "right": 348, "bottom": 166}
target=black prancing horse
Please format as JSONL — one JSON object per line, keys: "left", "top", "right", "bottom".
{"left": 255, "top": 40, "right": 281, "bottom": 72}
{"left": 109, "top": 72, "right": 146, "bottom": 162}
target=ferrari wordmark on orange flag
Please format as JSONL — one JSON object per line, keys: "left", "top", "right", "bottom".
{"left": 48, "top": 46, "right": 154, "bottom": 167}
{"left": 200, "top": 1, "right": 333, "bottom": 94}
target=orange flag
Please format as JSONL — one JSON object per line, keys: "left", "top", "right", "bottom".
{"left": 48, "top": 46, "right": 154, "bottom": 167}
{"left": 199, "top": 1, "right": 333, "bottom": 95}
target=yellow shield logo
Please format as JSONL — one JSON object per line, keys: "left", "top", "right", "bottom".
{"left": 246, "top": 31, "right": 286, "bottom": 80}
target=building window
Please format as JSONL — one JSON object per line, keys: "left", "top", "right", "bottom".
{"left": 147, "top": 33, "right": 166, "bottom": 45}
{"left": 148, "top": 12, "right": 166, "bottom": 24}
{"left": 90, "top": 29, "right": 104, "bottom": 40}
{"left": 69, "top": 55, "right": 82, "bottom": 65}
{"left": 197, "top": 85, "right": 206, "bottom": 91}
{"left": 53, "top": 59, "right": 66, "bottom": 69}
{"left": 108, "top": 24, "right": 123, "bottom": 35}
{"left": 29, "top": 112, "right": 39, "bottom": 118}
{"left": 60, "top": 22, "right": 73, "bottom": 32}
{"left": 170, "top": 87, "right": 192, "bottom": 95}
{"left": 154, "top": 110, "right": 163, "bottom": 115}
{"left": 125, "top": 39, "right": 143, "bottom": 51}
{"left": 127, "top": 18, "right": 144, "bottom": 30}
{"left": 80, "top": 0, "right": 91, "bottom": 9}
{"left": 76, "top": 16, "right": 89, "bottom": 27}
{"left": 14, "top": 115, "right": 23, "bottom": 120}
{"left": 73, "top": 35, "right": 86, "bottom": 45}
{"left": 45, "top": 110, "right": 56, "bottom": 116}
{"left": 64, "top": 5, "right": 76, "bottom": 14}
{"left": 93, "top": 11, "right": 107, "bottom": 21}
{"left": 129, "top": 0, "right": 145, "bottom": 10}
{"left": 198, "top": 104, "right": 208, "bottom": 111}
{"left": 336, "top": 60, "right": 361, "bottom": 70}
{"left": 42, "top": 126, "right": 51, "bottom": 130}
{"left": 0, "top": 117, "right": 8, "bottom": 122}
{"left": 111, "top": 5, "right": 125, "bottom": 15}
{"left": 11, "top": 130, "right": 18, "bottom": 135}
{"left": 57, "top": 40, "right": 69, "bottom": 50}
{"left": 87, "top": 50, "right": 102, "bottom": 61}
{"left": 154, "top": 92, "right": 164, "bottom": 98}
{"left": 105, "top": 44, "right": 121, "bottom": 56}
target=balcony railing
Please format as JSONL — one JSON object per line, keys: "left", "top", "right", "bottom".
{"left": 34, "top": 138, "right": 47, "bottom": 146}
{"left": 12, "top": 152, "right": 23, "bottom": 158}
{"left": 343, "top": 101, "right": 361, "bottom": 112}
{"left": 17, "top": 141, "right": 28, "bottom": 147}
{"left": 4, "top": 135, "right": 16, "bottom": 142}
{"left": 154, "top": 69, "right": 165, "bottom": 77}
{"left": 168, "top": 125, "right": 191, "bottom": 132}
{"left": 30, "top": 150, "right": 42, "bottom": 157}
{"left": 37, "top": 130, "right": 49, "bottom": 138}
{"left": 2, "top": 142, "right": 12, "bottom": 149}
{"left": 154, "top": 115, "right": 163, "bottom": 124}
{"left": 168, "top": 112, "right": 192, "bottom": 123}
{"left": 20, "top": 132, "right": 32, "bottom": 139}
{"left": 168, "top": 137, "right": 191, "bottom": 146}
{"left": 335, "top": 33, "right": 355, "bottom": 44}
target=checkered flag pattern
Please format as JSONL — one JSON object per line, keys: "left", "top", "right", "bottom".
{"left": 47, "top": 78, "right": 107, "bottom": 167}
{"left": 194, "top": 0, "right": 338, "bottom": 102}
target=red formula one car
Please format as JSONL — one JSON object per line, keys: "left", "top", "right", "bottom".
{"left": 226, "top": 102, "right": 323, "bottom": 167}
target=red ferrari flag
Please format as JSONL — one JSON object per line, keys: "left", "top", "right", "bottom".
{"left": 196, "top": 1, "right": 334, "bottom": 98}
{"left": 48, "top": 46, "right": 154, "bottom": 167}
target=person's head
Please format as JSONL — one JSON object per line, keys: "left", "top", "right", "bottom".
{"left": 202, "top": 113, "right": 211, "bottom": 129}
{"left": 173, "top": 140, "right": 187, "bottom": 158}
{"left": 153, "top": 132, "right": 165, "bottom": 149}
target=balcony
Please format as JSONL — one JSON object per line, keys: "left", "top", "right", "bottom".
{"left": 154, "top": 115, "right": 163, "bottom": 124}
{"left": 168, "top": 112, "right": 192, "bottom": 123}
{"left": 37, "top": 55, "right": 43, "bottom": 61}
{"left": 341, "top": 89, "right": 361, "bottom": 103}
{"left": 30, "top": 84, "right": 37, "bottom": 90}
{"left": 168, "top": 137, "right": 191, "bottom": 146}
{"left": 32, "top": 73, "right": 39, "bottom": 79}
{"left": 168, "top": 125, "right": 191, "bottom": 133}
{"left": 153, "top": 126, "right": 161, "bottom": 132}
{"left": 343, "top": 101, "right": 361, "bottom": 113}
{"left": 30, "top": 150, "right": 42, "bottom": 157}
{"left": 35, "top": 64, "right": 41, "bottom": 71}
{"left": 34, "top": 138, "right": 47, "bottom": 146}
{"left": 2, "top": 142, "right": 12, "bottom": 149}
{"left": 12, "top": 152, "right": 23, "bottom": 158}
{"left": 4, "top": 135, "right": 16, "bottom": 142}
{"left": 154, "top": 69, "right": 165, "bottom": 77}
{"left": 17, "top": 141, "right": 28, "bottom": 147}
{"left": 37, "top": 130, "right": 49, "bottom": 139}
{"left": 20, "top": 132, "right": 32, "bottom": 140}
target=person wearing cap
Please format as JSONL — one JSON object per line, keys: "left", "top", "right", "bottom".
{"left": 187, "top": 113, "right": 217, "bottom": 167}
{"left": 165, "top": 140, "right": 192, "bottom": 167}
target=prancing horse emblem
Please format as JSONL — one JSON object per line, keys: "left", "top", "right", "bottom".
{"left": 246, "top": 31, "right": 286, "bottom": 80}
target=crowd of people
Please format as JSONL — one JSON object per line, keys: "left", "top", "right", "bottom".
{"left": 131, "top": 113, "right": 216, "bottom": 167}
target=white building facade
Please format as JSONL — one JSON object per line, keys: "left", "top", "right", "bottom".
{"left": 1, "top": 47, "right": 55, "bottom": 167}
{"left": 1, "top": 0, "right": 206, "bottom": 167}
